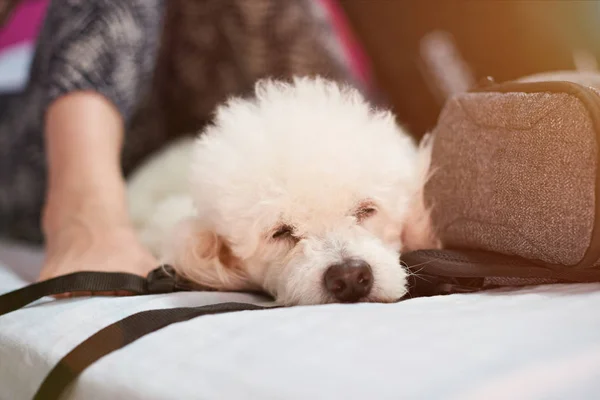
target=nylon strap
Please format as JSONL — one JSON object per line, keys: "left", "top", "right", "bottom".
{"left": 5, "top": 250, "right": 579, "bottom": 400}
{"left": 402, "top": 249, "right": 600, "bottom": 283}
{"left": 0, "top": 272, "right": 147, "bottom": 316}
{"left": 0, "top": 265, "right": 182, "bottom": 317}
{"left": 33, "top": 302, "right": 273, "bottom": 400}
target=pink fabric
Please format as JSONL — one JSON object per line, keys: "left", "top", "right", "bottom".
{"left": 318, "top": 0, "right": 373, "bottom": 89}
{"left": 0, "top": 0, "right": 49, "bottom": 50}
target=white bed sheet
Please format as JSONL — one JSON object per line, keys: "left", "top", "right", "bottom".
{"left": 1, "top": 243, "right": 600, "bottom": 400}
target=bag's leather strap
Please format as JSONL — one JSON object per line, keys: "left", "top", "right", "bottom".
{"left": 33, "top": 302, "right": 273, "bottom": 400}
{"left": 403, "top": 249, "right": 600, "bottom": 283}
{"left": 1, "top": 251, "right": 531, "bottom": 318}
{"left": 8, "top": 249, "right": 595, "bottom": 319}
{"left": 0, "top": 258, "right": 467, "bottom": 400}
{"left": 0, "top": 265, "right": 184, "bottom": 317}
{"left": 0, "top": 260, "right": 486, "bottom": 319}
{"left": 7, "top": 249, "right": 595, "bottom": 400}
{"left": 0, "top": 266, "right": 271, "bottom": 400}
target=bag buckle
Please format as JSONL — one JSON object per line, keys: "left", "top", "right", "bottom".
{"left": 146, "top": 265, "right": 180, "bottom": 294}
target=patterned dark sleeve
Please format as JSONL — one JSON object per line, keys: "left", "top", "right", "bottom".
{"left": 31, "top": 0, "right": 165, "bottom": 124}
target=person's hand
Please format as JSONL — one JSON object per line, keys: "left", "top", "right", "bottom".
{"left": 38, "top": 91, "right": 158, "bottom": 296}
{"left": 39, "top": 200, "right": 157, "bottom": 296}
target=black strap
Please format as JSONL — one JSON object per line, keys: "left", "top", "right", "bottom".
{"left": 403, "top": 249, "right": 600, "bottom": 287}
{"left": 0, "top": 265, "right": 185, "bottom": 317}
{"left": 10, "top": 249, "right": 593, "bottom": 318}
{"left": 0, "top": 251, "right": 511, "bottom": 318}
{"left": 4, "top": 250, "right": 595, "bottom": 400}
{"left": 0, "top": 267, "right": 270, "bottom": 399}
{"left": 33, "top": 302, "right": 272, "bottom": 400}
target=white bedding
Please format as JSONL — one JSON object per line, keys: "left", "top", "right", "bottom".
{"left": 1, "top": 243, "right": 600, "bottom": 400}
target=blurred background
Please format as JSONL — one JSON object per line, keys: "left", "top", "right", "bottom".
{"left": 2, "top": 1, "right": 600, "bottom": 140}
{"left": 341, "top": 0, "right": 600, "bottom": 138}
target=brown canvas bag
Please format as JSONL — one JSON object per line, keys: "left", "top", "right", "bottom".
{"left": 404, "top": 72, "right": 600, "bottom": 295}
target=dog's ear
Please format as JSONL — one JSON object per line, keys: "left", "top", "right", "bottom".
{"left": 163, "top": 217, "right": 255, "bottom": 291}
{"left": 401, "top": 134, "right": 442, "bottom": 251}
{"left": 401, "top": 204, "right": 441, "bottom": 251}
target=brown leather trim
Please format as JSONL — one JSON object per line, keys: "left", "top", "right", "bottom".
{"left": 403, "top": 249, "right": 600, "bottom": 282}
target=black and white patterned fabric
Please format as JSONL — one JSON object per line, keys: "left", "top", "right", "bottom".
{"left": 0, "top": 0, "right": 354, "bottom": 243}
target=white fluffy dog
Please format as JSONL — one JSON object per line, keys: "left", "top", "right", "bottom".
{"left": 128, "top": 77, "right": 437, "bottom": 306}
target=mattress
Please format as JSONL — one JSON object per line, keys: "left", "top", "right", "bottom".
{"left": 1, "top": 242, "right": 600, "bottom": 400}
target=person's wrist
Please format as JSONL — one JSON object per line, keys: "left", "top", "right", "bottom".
{"left": 42, "top": 176, "right": 131, "bottom": 238}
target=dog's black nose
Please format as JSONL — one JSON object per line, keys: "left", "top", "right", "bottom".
{"left": 324, "top": 259, "right": 373, "bottom": 302}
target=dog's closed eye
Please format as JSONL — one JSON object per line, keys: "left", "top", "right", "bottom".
{"left": 272, "top": 224, "right": 295, "bottom": 240}
{"left": 355, "top": 202, "right": 377, "bottom": 222}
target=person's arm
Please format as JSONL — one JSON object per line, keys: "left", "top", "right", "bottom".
{"left": 39, "top": 92, "right": 157, "bottom": 287}
{"left": 30, "top": 0, "right": 165, "bottom": 286}
{"left": 43, "top": 92, "right": 127, "bottom": 233}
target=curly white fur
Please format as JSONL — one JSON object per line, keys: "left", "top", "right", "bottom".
{"left": 130, "top": 77, "right": 438, "bottom": 305}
